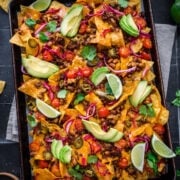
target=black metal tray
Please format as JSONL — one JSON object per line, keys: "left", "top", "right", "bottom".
{"left": 8, "top": 0, "right": 176, "bottom": 179}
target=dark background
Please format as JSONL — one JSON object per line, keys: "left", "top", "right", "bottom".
{"left": 0, "top": 0, "right": 179, "bottom": 179}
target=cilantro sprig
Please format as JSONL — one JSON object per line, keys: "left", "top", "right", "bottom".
{"left": 25, "top": 18, "right": 36, "bottom": 28}
{"left": 139, "top": 104, "right": 155, "bottom": 117}
{"left": 81, "top": 45, "right": 97, "bottom": 61}
{"left": 46, "top": 21, "right": 57, "bottom": 32}
{"left": 172, "top": 90, "right": 180, "bottom": 107}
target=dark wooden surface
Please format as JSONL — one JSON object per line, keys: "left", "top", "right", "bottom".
{"left": 0, "top": 0, "right": 179, "bottom": 179}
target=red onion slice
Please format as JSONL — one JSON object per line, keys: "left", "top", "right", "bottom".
{"left": 104, "top": 58, "right": 136, "bottom": 74}
{"left": 34, "top": 23, "right": 47, "bottom": 36}
{"left": 64, "top": 119, "right": 74, "bottom": 133}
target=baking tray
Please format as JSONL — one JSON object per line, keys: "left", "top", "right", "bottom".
{"left": 9, "top": 0, "right": 176, "bottom": 179}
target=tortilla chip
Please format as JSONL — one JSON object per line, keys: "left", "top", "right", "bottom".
{"left": 0, "top": 80, "right": 6, "bottom": 94}
{"left": 18, "top": 78, "right": 46, "bottom": 98}
{"left": 49, "top": 1, "right": 68, "bottom": 17}
{"left": 131, "top": 123, "right": 153, "bottom": 137}
{"left": 33, "top": 168, "right": 57, "bottom": 180}
{"left": 107, "top": 80, "right": 139, "bottom": 110}
{"left": 110, "top": 30, "right": 125, "bottom": 47}
{"left": 0, "top": 0, "right": 10, "bottom": 12}
{"left": 128, "top": 0, "right": 141, "bottom": 12}
{"left": 20, "top": 5, "right": 41, "bottom": 20}
{"left": 157, "top": 106, "right": 169, "bottom": 125}
{"left": 9, "top": 32, "right": 25, "bottom": 47}
{"left": 85, "top": 92, "right": 103, "bottom": 109}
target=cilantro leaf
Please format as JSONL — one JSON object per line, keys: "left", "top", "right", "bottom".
{"left": 177, "top": 169, "right": 180, "bottom": 177}
{"left": 146, "top": 104, "right": 156, "bottom": 117}
{"left": 25, "top": 18, "right": 36, "bottom": 28}
{"left": 105, "top": 82, "right": 113, "bottom": 95}
{"left": 118, "top": 0, "right": 128, "bottom": 8}
{"left": 39, "top": 32, "right": 49, "bottom": 42}
{"left": 139, "top": 104, "right": 155, "bottom": 117}
{"left": 46, "top": 21, "right": 57, "bottom": 32}
{"left": 139, "top": 105, "right": 147, "bottom": 116}
{"left": 74, "top": 93, "right": 85, "bottom": 105}
{"left": 172, "top": 90, "right": 180, "bottom": 107}
{"left": 146, "top": 152, "right": 158, "bottom": 174}
{"left": 27, "top": 115, "right": 37, "bottom": 128}
{"left": 81, "top": 45, "right": 97, "bottom": 61}
{"left": 87, "top": 155, "right": 98, "bottom": 164}
{"left": 175, "top": 146, "right": 180, "bottom": 155}
{"left": 68, "top": 168, "right": 82, "bottom": 180}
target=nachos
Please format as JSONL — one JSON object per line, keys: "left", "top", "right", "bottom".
{"left": 10, "top": 0, "right": 174, "bottom": 179}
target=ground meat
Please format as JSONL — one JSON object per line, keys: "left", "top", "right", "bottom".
{"left": 66, "top": 40, "right": 80, "bottom": 50}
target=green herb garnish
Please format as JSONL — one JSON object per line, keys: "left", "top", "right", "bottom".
{"left": 172, "top": 90, "right": 180, "bottom": 107}
{"left": 39, "top": 32, "right": 49, "bottom": 42}
{"left": 68, "top": 167, "right": 83, "bottom": 180}
{"left": 118, "top": 0, "right": 128, "bottom": 8}
{"left": 74, "top": 93, "right": 85, "bottom": 105}
{"left": 146, "top": 152, "right": 158, "bottom": 174}
{"left": 25, "top": 18, "right": 36, "bottom": 28}
{"left": 139, "top": 104, "right": 155, "bottom": 117}
{"left": 81, "top": 45, "right": 97, "bottom": 61}
{"left": 175, "top": 146, "right": 180, "bottom": 155}
{"left": 105, "top": 82, "right": 113, "bottom": 95}
{"left": 177, "top": 169, "right": 180, "bottom": 177}
{"left": 27, "top": 114, "right": 37, "bottom": 128}
{"left": 46, "top": 21, "right": 57, "bottom": 32}
{"left": 87, "top": 155, "right": 98, "bottom": 164}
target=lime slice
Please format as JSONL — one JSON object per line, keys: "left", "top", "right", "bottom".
{"left": 106, "top": 73, "right": 123, "bottom": 99}
{"left": 151, "top": 133, "right": 176, "bottom": 158}
{"left": 36, "top": 98, "right": 61, "bottom": 118}
{"left": 131, "top": 143, "right": 146, "bottom": 172}
{"left": 30, "top": 0, "right": 51, "bottom": 11}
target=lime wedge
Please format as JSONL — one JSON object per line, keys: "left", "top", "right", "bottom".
{"left": 30, "top": 0, "right": 51, "bottom": 11}
{"left": 151, "top": 133, "right": 176, "bottom": 158}
{"left": 36, "top": 98, "right": 61, "bottom": 118}
{"left": 131, "top": 143, "right": 146, "bottom": 172}
{"left": 106, "top": 73, "right": 123, "bottom": 99}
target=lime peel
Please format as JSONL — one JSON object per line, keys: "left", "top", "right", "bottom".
{"left": 151, "top": 133, "right": 176, "bottom": 158}
{"left": 30, "top": 0, "right": 51, "bottom": 11}
{"left": 36, "top": 98, "right": 61, "bottom": 118}
{"left": 131, "top": 143, "right": 146, "bottom": 172}
{"left": 106, "top": 73, "right": 123, "bottom": 99}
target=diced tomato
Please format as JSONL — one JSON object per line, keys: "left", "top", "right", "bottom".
{"left": 29, "top": 141, "right": 40, "bottom": 152}
{"left": 91, "top": 141, "right": 101, "bottom": 154}
{"left": 83, "top": 176, "right": 92, "bottom": 180}
{"left": 66, "top": 70, "right": 77, "bottom": 79}
{"left": 74, "top": 119, "right": 84, "bottom": 131}
{"left": 142, "top": 38, "right": 152, "bottom": 49}
{"left": 37, "top": 160, "right": 49, "bottom": 169}
{"left": 153, "top": 124, "right": 165, "bottom": 135}
{"left": 115, "top": 139, "right": 128, "bottom": 149}
{"left": 81, "top": 67, "right": 92, "bottom": 77}
{"left": 134, "top": 17, "right": 147, "bottom": 29}
{"left": 34, "top": 111, "right": 45, "bottom": 120}
{"left": 64, "top": 50, "right": 75, "bottom": 61}
{"left": 118, "top": 158, "right": 129, "bottom": 169}
{"left": 42, "top": 50, "right": 53, "bottom": 61}
{"left": 51, "top": 98, "right": 60, "bottom": 108}
{"left": 98, "top": 107, "right": 110, "bottom": 118}
{"left": 51, "top": 163, "right": 61, "bottom": 177}
{"left": 124, "top": 7, "right": 134, "bottom": 15}
{"left": 140, "top": 51, "right": 151, "bottom": 60}
{"left": 79, "top": 23, "right": 88, "bottom": 34}
{"left": 118, "top": 47, "right": 131, "bottom": 58}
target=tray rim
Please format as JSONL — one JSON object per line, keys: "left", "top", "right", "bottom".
{"left": 8, "top": 0, "right": 176, "bottom": 179}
